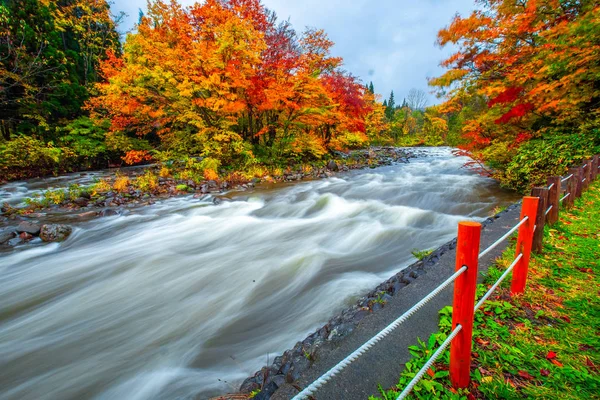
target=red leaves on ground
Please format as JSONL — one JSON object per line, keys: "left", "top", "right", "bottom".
{"left": 546, "top": 351, "right": 557, "bottom": 360}
{"left": 426, "top": 368, "right": 435, "bottom": 378}
{"left": 540, "top": 368, "right": 550, "bottom": 377}
{"left": 577, "top": 267, "right": 593, "bottom": 273}
{"left": 518, "top": 370, "right": 535, "bottom": 380}
{"left": 550, "top": 359, "right": 564, "bottom": 367}
{"left": 475, "top": 338, "right": 490, "bottom": 346}
{"left": 559, "top": 315, "right": 571, "bottom": 323}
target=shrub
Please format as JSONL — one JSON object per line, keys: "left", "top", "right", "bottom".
{"left": 135, "top": 170, "right": 158, "bottom": 192}
{"left": 92, "top": 178, "right": 112, "bottom": 195}
{"left": 113, "top": 175, "right": 130, "bottom": 192}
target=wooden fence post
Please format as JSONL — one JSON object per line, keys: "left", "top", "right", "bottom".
{"left": 575, "top": 166, "right": 583, "bottom": 198}
{"left": 592, "top": 155, "right": 599, "bottom": 181}
{"left": 450, "top": 221, "right": 482, "bottom": 389}
{"left": 546, "top": 176, "right": 560, "bottom": 225}
{"left": 511, "top": 196, "right": 539, "bottom": 295}
{"left": 584, "top": 160, "right": 592, "bottom": 190}
{"left": 531, "top": 187, "right": 548, "bottom": 254}
{"left": 566, "top": 168, "right": 578, "bottom": 208}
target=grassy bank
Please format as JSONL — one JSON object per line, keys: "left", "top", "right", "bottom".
{"left": 372, "top": 181, "right": 600, "bottom": 399}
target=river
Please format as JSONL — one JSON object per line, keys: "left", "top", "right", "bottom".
{"left": 0, "top": 148, "right": 519, "bottom": 400}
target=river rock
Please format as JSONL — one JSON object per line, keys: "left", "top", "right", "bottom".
{"left": 40, "top": 224, "right": 72, "bottom": 242}
{"left": 19, "top": 232, "right": 33, "bottom": 241}
{"left": 16, "top": 221, "right": 41, "bottom": 235}
{"left": 0, "top": 230, "right": 16, "bottom": 244}
{"left": 100, "top": 209, "right": 119, "bottom": 217}
{"left": 74, "top": 197, "right": 89, "bottom": 207}
{"left": 327, "top": 160, "right": 339, "bottom": 171}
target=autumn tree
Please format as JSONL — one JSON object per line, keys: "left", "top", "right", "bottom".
{"left": 431, "top": 0, "right": 600, "bottom": 190}
{"left": 91, "top": 0, "right": 382, "bottom": 168}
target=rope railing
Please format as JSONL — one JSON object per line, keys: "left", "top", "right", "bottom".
{"left": 547, "top": 183, "right": 555, "bottom": 190}
{"left": 545, "top": 205, "right": 553, "bottom": 217}
{"left": 396, "top": 324, "right": 463, "bottom": 400}
{"left": 560, "top": 193, "right": 570, "bottom": 202}
{"left": 478, "top": 216, "right": 528, "bottom": 260}
{"left": 561, "top": 174, "right": 573, "bottom": 183}
{"left": 290, "top": 266, "right": 468, "bottom": 400}
{"left": 474, "top": 253, "right": 523, "bottom": 312}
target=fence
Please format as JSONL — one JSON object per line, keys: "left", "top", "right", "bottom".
{"left": 292, "top": 155, "right": 600, "bottom": 400}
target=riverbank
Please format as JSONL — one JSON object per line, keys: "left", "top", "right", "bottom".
{"left": 0, "top": 147, "right": 412, "bottom": 250}
{"left": 230, "top": 201, "right": 524, "bottom": 400}
{"left": 374, "top": 181, "right": 600, "bottom": 399}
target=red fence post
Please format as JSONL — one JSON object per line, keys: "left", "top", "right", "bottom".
{"left": 510, "top": 197, "right": 539, "bottom": 295}
{"left": 450, "top": 221, "right": 482, "bottom": 389}
{"left": 546, "top": 176, "right": 560, "bottom": 225}
{"left": 531, "top": 187, "right": 548, "bottom": 254}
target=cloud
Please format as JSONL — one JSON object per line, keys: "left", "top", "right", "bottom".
{"left": 111, "top": 0, "right": 475, "bottom": 104}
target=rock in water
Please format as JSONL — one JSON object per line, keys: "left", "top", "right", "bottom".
{"left": 0, "top": 230, "right": 16, "bottom": 244}
{"left": 16, "top": 221, "right": 41, "bottom": 235}
{"left": 40, "top": 224, "right": 72, "bottom": 242}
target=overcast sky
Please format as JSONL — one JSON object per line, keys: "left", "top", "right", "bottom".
{"left": 111, "top": 0, "right": 475, "bottom": 105}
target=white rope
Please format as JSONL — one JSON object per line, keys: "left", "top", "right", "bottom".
{"left": 547, "top": 183, "right": 555, "bottom": 190}
{"left": 474, "top": 253, "right": 523, "bottom": 312}
{"left": 561, "top": 174, "right": 573, "bottom": 183}
{"left": 291, "top": 267, "right": 468, "bottom": 400}
{"left": 560, "top": 193, "right": 570, "bottom": 202}
{"left": 479, "top": 216, "right": 528, "bottom": 260}
{"left": 582, "top": 178, "right": 587, "bottom": 183}
{"left": 545, "top": 205, "right": 553, "bottom": 216}
{"left": 396, "top": 324, "right": 463, "bottom": 400}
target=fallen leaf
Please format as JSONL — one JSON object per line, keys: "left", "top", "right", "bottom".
{"left": 560, "top": 315, "right": 571, "bottom": 323}
{"left": 518, "top": 370, "right": 535, "bottom": 380}
{"left": 481, "top": 376, "right": 493, "bottom": 383}
{"left": 550, "top": 359, "right": 563, "bottom": 367}
{"left": 426, "top": 368, "right": 435, "bottom": 378}
{"left": 546, "top": 351, "right": 557, "bottom": 360}
{"left": 540, "top": 368, "right": 550, "bottom": 377}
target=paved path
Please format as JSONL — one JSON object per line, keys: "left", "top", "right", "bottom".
{"left": 271, "top": 204, "right": 523, "bottom": 400}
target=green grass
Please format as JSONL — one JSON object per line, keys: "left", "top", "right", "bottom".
{"left": 371, "top": 181, "right": 600, "bottom": 399}
{"left": 412, "top": 248, "right": 435, "bottom": 261}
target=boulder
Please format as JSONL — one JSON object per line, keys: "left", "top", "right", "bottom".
{"left": 19, "top": 232, "right": 33, "bottom": 241}
{"left": 16, "top": 221, "right": 41, "bottom": 235}
{"left": 100, "top": 209, "right": 119, "bottom": 217}
{"left": 73, "top": 197, "right": 89, "bottom": 207}
{"left": 0, "top": 230, "right": 16, "bottom": 245}
{"left": 327, "top": 160, "right": 339, "bottom": 171}
{"left": 40, "top": 224, "right": 72, "bottom": 242}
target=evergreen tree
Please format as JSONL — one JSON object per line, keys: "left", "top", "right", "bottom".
{"left": 385, "top": 91, "right": 395, "bottom": 120}
{"left": 368, "top": 81, "right": 374, "bottom": 94}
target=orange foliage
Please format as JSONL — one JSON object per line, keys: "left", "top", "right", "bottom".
{"left": 123, "top": 150, "right": 153, "bottom": 165}
{"left": 89, "top": 0, "right": 383, "bottom": 163}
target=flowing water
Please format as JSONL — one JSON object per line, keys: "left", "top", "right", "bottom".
{"left": 0, "top": 148, "right": 519, "bottom": 400}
